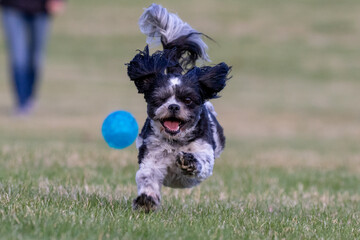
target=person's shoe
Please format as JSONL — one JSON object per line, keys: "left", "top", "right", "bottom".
{"left": 13, "top": 100, "right": 36, "bottom": 117}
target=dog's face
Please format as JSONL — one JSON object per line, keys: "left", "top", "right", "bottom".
{"left": 127, "top": 47, "right": 230, "bottom": 138}
{"left": 145, "top": 75, "right": 203, "bottom": 136}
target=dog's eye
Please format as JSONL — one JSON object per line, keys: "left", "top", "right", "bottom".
{"left": 184, "top": 97, "right": 192, "bottom": 105}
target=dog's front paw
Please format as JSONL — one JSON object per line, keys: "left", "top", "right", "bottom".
{"left": 176, "top": 152, "right": 202, "bottom": 176}
{"left": 132, "top": 193, "right": 160, "bottom": 213}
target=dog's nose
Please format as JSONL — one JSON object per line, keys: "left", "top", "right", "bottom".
{"left": 168, "top": 104, "right": 180, "bottom": 113}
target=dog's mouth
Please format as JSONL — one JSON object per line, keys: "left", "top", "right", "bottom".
{"left": 160, "top": 118, "right": 185, "bottom": 135}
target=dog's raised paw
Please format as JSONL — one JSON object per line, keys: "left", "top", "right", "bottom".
{"left": 132, "top": 193, "right": 159, "bottom": 213}
{"left": 176, "top": 152, "right": 202, "bottom": 175}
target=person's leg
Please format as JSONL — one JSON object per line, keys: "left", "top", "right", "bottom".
{"left": 1, "top": 7, "right": 30, "bottom": 110}
{"left": 28, "top": 13, "right": 51, "bottom": 104}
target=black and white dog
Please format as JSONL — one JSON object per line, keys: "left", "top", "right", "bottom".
{"left": 127, "top": 3, "right": 231, "bottom": 212}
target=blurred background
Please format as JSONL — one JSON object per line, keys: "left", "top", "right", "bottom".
{"left": 1, "top": 0, "right": 360, "bottom": 199}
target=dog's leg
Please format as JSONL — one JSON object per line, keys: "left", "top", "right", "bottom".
{"left": 132, "top": 162, "right": 166, "bottom": 213}
{"left": 176, "top": 152, "right": 202, "bottom": 176}
{"left": 177, "top": 141, "right": 215, "bottom": 182}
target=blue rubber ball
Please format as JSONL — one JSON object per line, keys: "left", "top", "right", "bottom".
{"left": 101, "top": 111, "right": 139, "bottom": 149}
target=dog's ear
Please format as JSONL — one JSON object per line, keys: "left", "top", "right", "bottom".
{"left": 186, "top": 62, "right": 231, "bottom": 100}
{"left": 126, "top": 46, "right": 168, "bottom": 93}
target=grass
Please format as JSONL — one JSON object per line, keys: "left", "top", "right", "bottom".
{"left": 1, "top": 0, "right": 360, "bottom": 239}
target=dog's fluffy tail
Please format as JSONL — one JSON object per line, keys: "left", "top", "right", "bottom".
{"left": 139, "top": 3, "right": 210, "bottom": 71}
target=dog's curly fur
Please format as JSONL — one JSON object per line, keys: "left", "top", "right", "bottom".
{"left": 126, "top": 3, "right": 231, "bottom": 212}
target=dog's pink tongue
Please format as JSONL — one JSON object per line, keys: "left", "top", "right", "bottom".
{"left": 164, "top": 121, "right": 180, "bottom": 131}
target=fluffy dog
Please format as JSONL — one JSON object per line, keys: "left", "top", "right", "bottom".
{"left": 126, "top": 3, "right": 231, "bottom": 212}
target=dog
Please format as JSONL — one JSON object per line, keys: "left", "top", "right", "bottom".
{"left": 126, "top": 3, "right": 231, "bottom": 212}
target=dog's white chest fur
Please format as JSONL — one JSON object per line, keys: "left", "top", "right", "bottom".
{"left": 136, "top": 129, "right": 214, "bottom": 189}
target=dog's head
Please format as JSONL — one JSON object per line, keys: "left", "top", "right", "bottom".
{"left": 127, "top": 47, "right": 230, "bottom": 137}
{"left": 126, "top": 4, "right": 231, "bottom": 138}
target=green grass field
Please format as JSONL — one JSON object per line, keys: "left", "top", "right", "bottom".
{"left": 1, "top": 0, "right": 360, "bottom": 239}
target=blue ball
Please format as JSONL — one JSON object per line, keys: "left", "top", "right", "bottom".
{"left": 101, "top": 111, "right": 139, "bottom": 149}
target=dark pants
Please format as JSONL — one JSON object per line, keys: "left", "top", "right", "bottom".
{"left": 1, "top": 7, "right": 50, "bottom": 110}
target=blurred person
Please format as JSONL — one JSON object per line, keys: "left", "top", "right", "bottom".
{"left": 0, "top": 0, "right": 65, "bottom": 115}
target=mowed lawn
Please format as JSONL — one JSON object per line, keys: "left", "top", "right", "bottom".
{"left": 1, "top": 0, "right": 360, "bottom": 239}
